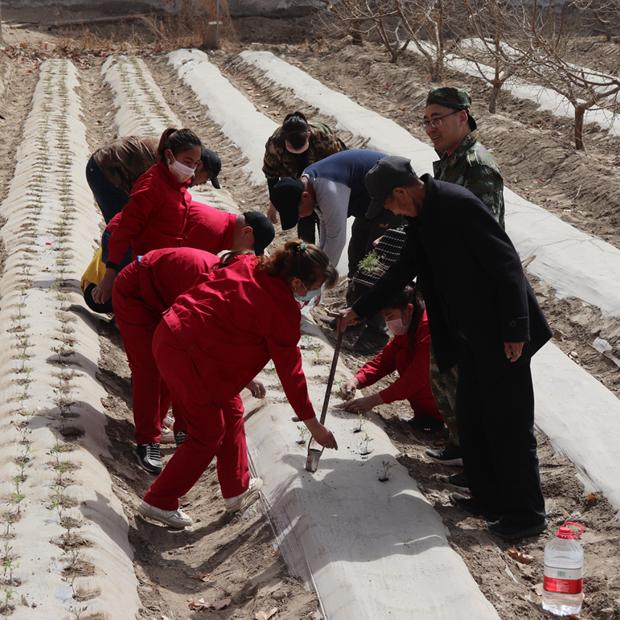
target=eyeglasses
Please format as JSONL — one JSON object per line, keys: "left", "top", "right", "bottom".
{"left": 422, "top": 109, "right": 460, "bottom": 130}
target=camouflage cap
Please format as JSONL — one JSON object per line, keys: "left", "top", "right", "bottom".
{"left": 426, "top": 87, "right": 477, "bottom": 130}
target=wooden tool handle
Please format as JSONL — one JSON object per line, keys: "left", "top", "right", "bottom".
{"left": 318, "top": 330, "right": 343, "bottom": 425}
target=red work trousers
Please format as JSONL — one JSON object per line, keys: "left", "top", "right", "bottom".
{"left": 144, "top": 321, "right": 249, "bottom": 510}
{"left": 113, "top": 265, "right": 187, "bottom": 445}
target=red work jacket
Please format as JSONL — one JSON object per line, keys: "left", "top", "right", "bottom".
{"left": 164, "top": 254, "right": 315, "bottom": 420}
{"left": 355, "top": 310, "right": 439, "bottom": 413}
{"left": 136, "top": 247, "right": 219, "bottom": 315}
{"left": 112, "top": 248, "right": 219, "bottom": 325}
{"left": 107, "top": 161, "right": 192, "bottom": 266}
{"left": 106, "top": 198, "right": 237, "bottom": 262}
{"left": 184, "top": 200, "right": 237, "bottom": 254}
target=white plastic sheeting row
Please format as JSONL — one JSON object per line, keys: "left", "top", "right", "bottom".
{"left": 0, "top": 60, "right": 139, "bottom": 618}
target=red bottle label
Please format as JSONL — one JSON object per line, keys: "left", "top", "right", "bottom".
{"left": 544, "top": 576, "right": 583, "bottom": 594}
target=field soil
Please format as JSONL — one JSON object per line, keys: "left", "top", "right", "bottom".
{"left": 0, "top": 11, "right": 619, "bottom": 620}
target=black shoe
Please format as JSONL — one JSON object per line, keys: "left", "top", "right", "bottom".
{"left": 174, "top": 431, "right": 187, "bottom": 447}
{"left": 426, "top": 444, "right": 463, "bottom": 467}
{"left": 488, "top": 518, "right": 547, "bottom": 541}
{"left": 449, "top": 492, "right": 501, "bottom": 522}
{"left": 136, "top": 443, "right": 162, "bottom": 474}
{"left": 408, "top": 416, "right": 444, "bottom": 433}
{"left": 442, "top": 471, "right": 469, "bottom": 491}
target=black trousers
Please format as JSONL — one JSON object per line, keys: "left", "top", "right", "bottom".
{"left": 456, "top": 340, "right": 545, "bottom": 526}
{"left": 86, "top": 156, "right": 130, "bottom": 224}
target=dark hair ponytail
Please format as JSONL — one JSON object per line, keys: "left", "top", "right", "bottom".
{"left": 157, "top": 127, "right": 202, "bottom": 161}
{"left": 259, "top": 240, "right": 338, "bottom": 289}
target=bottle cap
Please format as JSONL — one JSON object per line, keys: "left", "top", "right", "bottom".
{"left": 556, "top": 521, "right": 586, "bottom": 539}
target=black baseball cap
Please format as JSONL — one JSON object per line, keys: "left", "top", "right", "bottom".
{"left": 270, "top": 177, "right": 304, "bottom": 230}
{"left": 365, "top": 156, "right": 418, "bottom": 219}
{"left": 200, "top": 147, "right": 222, "bottom": 188}
{"left": 426, "top": 87, "right": 477, "bottom": 131}
{"left": 243, "top": 211, "right": 275, "bottom": 255}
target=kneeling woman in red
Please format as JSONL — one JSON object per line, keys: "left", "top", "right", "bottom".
{"left": 112, "top": 247, "right": 220, "bottom": 475}
{"left": 139, "top": 241, "right": 339, "bottom": 529}
{"left": 342, "top": 286, "right": 443, "bottom": 432}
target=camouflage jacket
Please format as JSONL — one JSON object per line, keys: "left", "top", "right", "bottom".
{"left": 262, "top": 122, "right": 347, "bottom": 184}
{"left": 433, "top": 133, "right": 505, "bottom": 230}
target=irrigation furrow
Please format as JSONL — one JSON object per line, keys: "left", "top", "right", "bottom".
{"left": 0, "top": 59, "right": 139, "bottom": 618}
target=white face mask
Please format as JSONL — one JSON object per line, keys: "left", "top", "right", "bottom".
{"left": 294, "top": 287, "right": 321, "bottom": 303}
{"left": 386, "top": 317, "right": 408, "bottom": 336}
{"left": 168, "top": 156, "right": 196, "bottom": 183}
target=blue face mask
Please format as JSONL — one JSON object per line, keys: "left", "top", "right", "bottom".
{"left": 295, "top": 287, "right": 321, "bottom": 303}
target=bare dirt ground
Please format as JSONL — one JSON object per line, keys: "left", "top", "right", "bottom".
{"left": 1, "top": 10, "right": 619, "bottom": 619}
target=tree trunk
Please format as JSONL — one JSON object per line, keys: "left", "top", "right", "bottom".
{"left": 489, "top": 82, "right": 500, "bottom": 113}
{"left": 351, "top": 19, "right": 364, "bottom": 46}
{"left": 574, "top": 104, "right": 586, "bottom": 150}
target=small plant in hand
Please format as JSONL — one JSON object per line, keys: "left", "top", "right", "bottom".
{"left": 378, "top": 460, "right": 396, "bottom": 482}
{"left": 357, "top": 250, "right": 381, "bottom": 275}
{"left": 296, "top": 424, "right": 309, "bottom": 445}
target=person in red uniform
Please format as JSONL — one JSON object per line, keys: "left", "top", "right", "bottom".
{"left": 138, "top": 240, "right": 339, "bottom": 529}
{"left": 114, "top": 248, "right": 219, "bottom": 474}
{"left": 93, "top": 127, "right": 203, "bottom": 305}
{"left": 341, "top": 286, "right": 443, "bottom": 432}
{"left": 83, "top": 201, "right": 275, "bottom": 315}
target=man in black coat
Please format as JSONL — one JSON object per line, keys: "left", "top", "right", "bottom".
{"left": 340, "top": 156, "right": 551, "bottom": 541}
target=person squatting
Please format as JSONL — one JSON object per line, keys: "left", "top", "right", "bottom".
{"left": 83, "top": 88, "right": 549, "bottom": 542}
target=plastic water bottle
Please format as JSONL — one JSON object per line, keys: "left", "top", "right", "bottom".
{"left": 542, "top": 521, "right": 586, "bottom": 616}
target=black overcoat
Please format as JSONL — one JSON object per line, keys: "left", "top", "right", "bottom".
{"left": 354, "top": 175, "right": 552, "bottom": 370}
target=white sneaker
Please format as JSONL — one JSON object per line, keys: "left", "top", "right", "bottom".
{"left": 224, "top": 477, "right": 264, "bottom": 513}
{"left": 138, "top": 500, "right": 193, "bottom": 529}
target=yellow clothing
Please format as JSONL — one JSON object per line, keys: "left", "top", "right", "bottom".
{"left": 81, "top": 246, "right": 106, "bottom": 291}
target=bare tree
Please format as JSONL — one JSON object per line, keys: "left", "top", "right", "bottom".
{"left": 513, "top": 0, "right": 620, "bottom": 150}
{"left": 453, "top": 0, "right": 532, "bottom": 113}
{"left": 572, "top": 0, "right": 620, "bottom": 41}
{"left": 321, "top": 1, "right": 410, "bottom": 63}
{"left": 394, "top": 0, "right": 462, "bottom": 82}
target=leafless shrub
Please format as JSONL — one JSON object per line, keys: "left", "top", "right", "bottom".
{"left": 511, "top": 0, "right": 620, "bottom": 150}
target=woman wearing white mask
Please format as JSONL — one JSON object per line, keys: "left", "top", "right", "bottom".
{"left": 93, "top": 127, "right": 203, "bottom": 305}
{"left": 341, "top": 286, "right": 444, "bottom": 433}
{"left": 138, "top": 240, "right": 339, "bottom": 529}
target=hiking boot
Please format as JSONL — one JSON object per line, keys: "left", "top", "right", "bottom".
{"left": 138, "top": 500, "right": 193, "bottom": 529}
{"left": 174, "top": 431, "right": 187, "bottom": 447}
{"left": 488, "top": 518, "right": 547, "bottom": 541}
{"left": 136, "top": 443, "right": 162, "bottom": 475}
{"left": 224, "top": 477, "right": 264, "bottom": 513}
{"left": 449, "top": 492, "right": 501, "bottom": 522}
{"left": 426, "top": 444, "right": 463, "bottom": 467}
{"left": 408, "top": 416, "right": 445, "bottom": 433}
{"left": 441, "top": 471, "right": 469, "bottom": 491}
